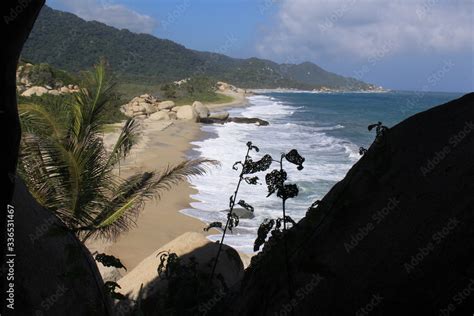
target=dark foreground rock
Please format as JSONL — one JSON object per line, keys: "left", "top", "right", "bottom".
{"left": 200, "top": 117, "right": 269, "bottom": 126}
{"left": 219, "top": 93, "right": 474, "bottom": 315}
{"left": 10, "top": 180, "right": 113, "bottom": 315}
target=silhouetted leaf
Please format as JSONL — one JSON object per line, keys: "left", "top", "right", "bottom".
{"left": 285, "top": 149, "right": 305, "bottom": 170}
{"left": 242, "top": 154, "right": 273, "bottom": 174}
{"left": 203, "top": 222, "right": 223, "bottom": 232}
{"left": 232, "top": 161, "right": 242, "bottom": 170}
{"left": 246, "top": 141, "right": 260, "bottom": 152}
{"left": 95, "top": 253, "right": 127, "bottom": 270}
{"left": 254, "top": 219, "right": 275, "bottom": 251}
{"left": 228, "top": 213, "right": 240, "bottom": 232}
{"left": 238, "top": 200, "right": 254, "bottom": 212}
{"left": 244, "top": 176, "right": 259, "bottom": 185}
{"left": 277, "top": 184, "right": 299, "bottom": 200}
{"left": 265, "top": 169, "right": 287, "bottom": 197}
{"left": 104, "top": 281, "right": 126, "bottom": 300}
{"left": 359, "top": 147, "right": 367, "bottom": 155}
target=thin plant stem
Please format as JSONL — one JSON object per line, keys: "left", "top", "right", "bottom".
{"left": 280, "top": 154, "right": 294, "bottom": 308}
{"left": 209, "top": 146, "right": 251, "bottom": 283}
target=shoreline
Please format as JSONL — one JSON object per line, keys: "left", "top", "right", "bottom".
{"left": 87, "top": 92, "right": 250, "bottom": 273}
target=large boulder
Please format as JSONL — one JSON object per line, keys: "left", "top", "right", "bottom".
{"left": 21, "top": 86, "right": 48, "bottom": 97}
{"left": 158, "top": 100, "right": 175, "bottom": 110}
{"left": 149, "top": 111, "right": 170, "bottom": 121}
{"left": 228, "top": 117, "right": 269, "bottom": 126}
{"left": 117, "top": 232, "right": 244, "bottom": 300}
{"left": 176, "top": 105, "right": 199, "bottom": 122}
{"left": 132, "top": 103, "right": 146, "bottom": 114}
{"left": 209, "top": 111, "right": 230, "bottom": 120}
{"left": 60, "top": 86, "right": 70, "bottom": 93}
{"left": 192, "top": 101, "right": 210, "bottom": 119}
{"left": 11, "top": 179, "right": 113, "bottom": 315}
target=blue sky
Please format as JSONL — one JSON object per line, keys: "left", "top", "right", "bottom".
{"left": 48, "top": 0, "right": 473, "bottom": 92}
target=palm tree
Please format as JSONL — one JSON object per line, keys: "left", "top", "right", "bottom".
{"left": 18, "top": 60, "right": 215, "bottom": 243}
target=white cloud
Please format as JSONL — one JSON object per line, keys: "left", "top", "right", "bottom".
{"left": 257, "top": 0, "right": 473, "bottom": 61}
{"left": 52, "top": 0, "right": 158, "bottom": 34}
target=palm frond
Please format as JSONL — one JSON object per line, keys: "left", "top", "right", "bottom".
{"left": 106, "top": 118, "right": 140, "bottom": 168}
{"left": 80, "top": 159, "right": 219, "bottom": 241}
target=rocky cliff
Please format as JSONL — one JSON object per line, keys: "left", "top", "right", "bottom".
{"left": 222, "top": 93, "right": 474, "bottom": 315}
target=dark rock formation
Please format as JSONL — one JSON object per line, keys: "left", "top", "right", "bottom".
{"left": 200, "top": 117, "right": 270, "bottom": 126}
{"left": 9, "top": 180, "right": 113, "bottom": 315}
{"left": 222, "top": 93, "right": 474, "bottom": 315}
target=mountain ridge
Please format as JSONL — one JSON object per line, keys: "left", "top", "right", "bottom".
{"left": 22, "top": 5, "right": 379, "bottom": 91}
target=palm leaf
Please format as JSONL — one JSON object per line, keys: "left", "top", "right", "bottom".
{"left": 80, "top": 159, "right": 218, "bottom": 241}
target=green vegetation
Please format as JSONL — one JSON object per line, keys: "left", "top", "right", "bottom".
{"left": 17, "top": 60, "right": 215, "bottom": 243}
{"left": 160, "top": 76, "right": 234, "bottom": 106}
{"left": 18, "top": 61, "right": 78, "bottom": 87}
{"left": 22, "top": 5, "right": 375, "bottom": 91}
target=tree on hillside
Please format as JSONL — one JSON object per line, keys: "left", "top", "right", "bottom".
{"left": 18, "top": 60, "right": 215, "bottom": 243}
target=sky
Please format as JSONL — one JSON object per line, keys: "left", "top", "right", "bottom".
{"left": 47, "top": 0, "right": 474, "bottom": 92}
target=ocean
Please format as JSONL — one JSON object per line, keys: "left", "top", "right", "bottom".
{"left": 182, "top": 90, "right": 464, "bottom": 253}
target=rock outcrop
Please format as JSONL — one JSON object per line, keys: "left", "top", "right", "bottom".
{"left": 221, "top": 93, "right": 474, "bottom": 315}
{"left": 200, "top": 116, "right": 269, "bottom": 126}
{"left": 21, "top": 85, "right": 48, "bottom": 97}
{"left": 157, "top": 100, "right": 175, "bottom": 110}
{"left": 209, "top": 111, "right": 230, "bottom": 120}
{"left": 11, "top": 179, "right": 113, "bottom": 315}
{"left": 117, "top": 232, "right": 244, "bottom": 300}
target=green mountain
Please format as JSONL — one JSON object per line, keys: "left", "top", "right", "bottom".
{"left": 22, "top": 5, "right": 377, "bottom": 90}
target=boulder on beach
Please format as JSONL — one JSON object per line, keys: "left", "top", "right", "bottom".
{"left": 168, "top": 112, "right": 177, "bottom": 120}
{"left": 158, "top": 100, "right": 175, "bottom": 110}
{"left": 21, "top": 86, "right": 48, "bottom": 97}
{"left": 149, "top": 111, "right": 170, "bottom": 121}
{"left": 176, "top": 105, "right": 199, "bottom": 121}
{"left": 116, "top": 232, "right": 244, "bottom": 300}
{"left": 192, "top": 101, "right": 210, "bottom": 119}
{"left": 209, "top": 111, "right": 230, "bottom": 120}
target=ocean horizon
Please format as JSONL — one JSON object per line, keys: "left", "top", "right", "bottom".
{"left": 182, "top": 90, "right": 464, "bottom": 253}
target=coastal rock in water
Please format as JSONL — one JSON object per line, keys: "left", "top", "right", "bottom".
{"left": 149, "top": 111, "right": 170, "bottom": 121}
{"left": 21, "top": 86, "right": 48, "bottom": 97}
{"left": 209, "top": 111, "right": 230, "bottom": 120}
{"left": 176, "top": 105, "right": 199, "bottom": 121}
{"left": 192, "top": 101, "right": 210, "bottom": 118}
{"left": 200, "top": 116, "right": 269, "bottom": 126}
{"left": 116, "top": 232, "right": 244, "bottom": 300}
{"left": 227, "top": 117, "right": 269, "bottom": 126}
{"left": 221, "top": 207, "right": 254, "bottom": 219}
{"left": 158, "top": 100, "right": 175, "bottom": 110}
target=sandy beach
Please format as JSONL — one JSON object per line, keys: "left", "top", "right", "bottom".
{"left": 87, "top": 93, "right": 249, "bottom": 272}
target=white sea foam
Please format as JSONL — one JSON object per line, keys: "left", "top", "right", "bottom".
{"left": 181, "top": 95, "right": 360, "bottom": 253}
